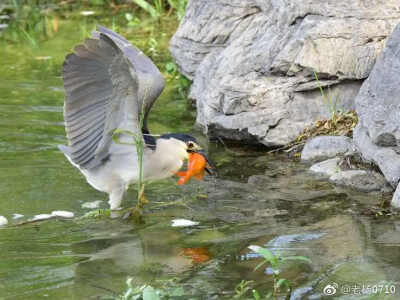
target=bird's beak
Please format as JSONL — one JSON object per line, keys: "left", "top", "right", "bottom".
{"left": 191, "top": 144, "right": 203, "bottom": 152}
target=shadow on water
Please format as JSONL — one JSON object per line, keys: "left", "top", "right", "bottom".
{"left": 1, "top": 6, "right": 400, "bottom": 300}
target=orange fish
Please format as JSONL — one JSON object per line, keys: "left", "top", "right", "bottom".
{"left": 182, "top": 247, "right": 211, "bottom": 264}
{"left": 176, "top": 152, "right": 213, "bottom": 185}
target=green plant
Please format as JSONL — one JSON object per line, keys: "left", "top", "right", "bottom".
{"left": 248, "top": 245, "right": 311, "bottom": 300}
{"left": 116, "top": 278, "right": 160, "bottom": 300}
{"left": 1, "top": 0, "right": 58, "bottom": 46}
{"left": 234, "top": 280, "right": 254, "bottom": 299}
{"left": 89, "top": 0, "right": 106, "bottom": 5}
{"left": 165, "top": 61, "right": 191, "bottom": 98}
{"left": 125, "top": 12, "right": 141, "bottom": 27}
{"left": 147, "top": 36, "right": 159, "bottom": 58}
{"left": 167, "top": 0, "right": 188, "bottom": 20}
{"left": 131, "top": 0, "right": 188, "bottom": 21}
{"left": 112, "top": 277, "right": 185, "bottom": 300}
{"left": 313, "top": 70, "right": 340, "bottom": 124}
{"left": 131, "top": 0, "right": 163, "bottom": 19}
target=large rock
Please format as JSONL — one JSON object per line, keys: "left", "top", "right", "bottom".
{"left": 170, "top": 0, "right": 400, "bottom": 146}
{"left": 301, "top": 135, "right": 355, "bottom": 162}
{"left": 392, "top": 185, "right": 400, "bottom": 208}
{"left": 354, "top": 23, "right": 400, "bottom": 188}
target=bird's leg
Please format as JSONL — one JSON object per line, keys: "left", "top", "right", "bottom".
{"left": 109, "top": 187, "right": 124, "bottom": 210}
{"left": 126, "top": 184, "right": 147, "bottom": 224}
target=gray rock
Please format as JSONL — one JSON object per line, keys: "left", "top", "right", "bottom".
{"left": 310, "top": 158, "right": 387, "bottom": 192}
{"left": 310, "top": 158, "right": 340, "bottom": 177}
{"left": 354, "top": 126, "right": 400, "bottom": 187}
{"left": 170, "top": 0, "right": 400, "bottom": 146}
{"left": 330, "top": 170, "right": 387, "bottom": 192}
{"left": 392, "top": 184, "right": 400, "bottom": 208}
{"left": 354, "top": 23, "right": 400, "bottom": 188}
{"left": 301, "top": 135, "right": 355, "bottom": 162}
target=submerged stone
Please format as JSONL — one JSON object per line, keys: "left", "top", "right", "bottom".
{"left": 330, "top": 170, "right": 387, "bottom": 192}
{"left": 309, "top": 158, "right": 340, "bottom": 177}
{"left": 310, "top": 158, "right": 387, "bottom": 192}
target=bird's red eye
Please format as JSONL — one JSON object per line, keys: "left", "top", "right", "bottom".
{"left": 187, "top": 142, "right": 194, "bottom": 148}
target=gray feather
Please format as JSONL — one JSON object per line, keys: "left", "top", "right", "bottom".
{"left": 61, "top": 26, "right": 165, "bottom": 169}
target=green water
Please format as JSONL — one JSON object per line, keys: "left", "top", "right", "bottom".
{"left": 1, "top": 9, "right": 400, "bottom": 300}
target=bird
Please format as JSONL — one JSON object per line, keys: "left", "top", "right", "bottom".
{"left": 58, "top": 26, "right": 212, "bottom": 210}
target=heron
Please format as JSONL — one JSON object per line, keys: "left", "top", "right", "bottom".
{"left": 58, "top": 26, "right": 212, "bottom": 210}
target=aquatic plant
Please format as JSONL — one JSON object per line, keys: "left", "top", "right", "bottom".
{"left": 131, "top": 0, "right": 162, "bottom": 19}
{"left": 234, "top": 280, "right": 255, "bottom": 299}
{"left": 167, "top": 0, "right": 188, "bottom": 20}
{"left": 246, "top": 245, "right": 311, "bottom": 299}
{"left": 1, "top": 0, "right": 47, "bottom": 46}
{"left": 125, "top": 12, "right": 141, "bottom": 27}
{"left": 165, "top": 61, "right": 191, "bottom": 98}
{"left": 112, "top": 277, "right": 185, "bottom": 300}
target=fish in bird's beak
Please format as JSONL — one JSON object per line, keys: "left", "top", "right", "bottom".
{"left": 176, "top": 149, "right": 216, "bottom": 185}
{"left": 195, "top": 149, "right": 216, "bottom": 176}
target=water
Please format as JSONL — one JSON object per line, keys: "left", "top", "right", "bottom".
{"left": 1, "top": 10, "right": 400, "bottom": 300}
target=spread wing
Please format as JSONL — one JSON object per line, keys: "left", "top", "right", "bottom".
{"left": 61, "top": 26, "right": 165, "bottom": 170}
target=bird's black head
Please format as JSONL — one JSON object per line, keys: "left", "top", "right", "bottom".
{"left": 159, "top": 133, "right": 216, "bottom": 175}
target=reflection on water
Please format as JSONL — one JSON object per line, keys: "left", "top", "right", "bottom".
{"left": 1, "top": 9, "right": 400, "bottom": 300}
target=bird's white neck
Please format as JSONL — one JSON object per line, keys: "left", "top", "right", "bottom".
{"left": 142, "top": 138, "right": 188, "bottom": 181}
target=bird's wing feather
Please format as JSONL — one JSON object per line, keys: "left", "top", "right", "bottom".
{"left": 96, "top": 26, "right": 165, "bottom": 127}
{"left": 62, "top": 28, "right": 154, "bottom": 170}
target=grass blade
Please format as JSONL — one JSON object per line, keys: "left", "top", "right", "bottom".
{"left": 276, "top": 278, "right": 291, "bottom": 290}
{"left": 131, "top": 0, "right": 159, "bottom": 18}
